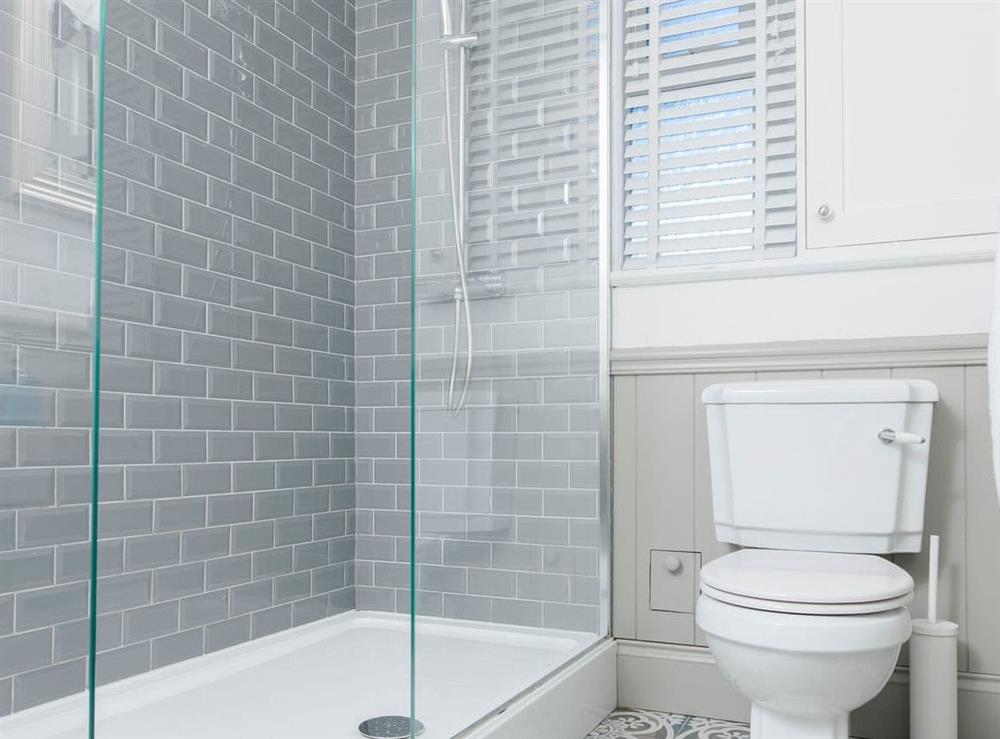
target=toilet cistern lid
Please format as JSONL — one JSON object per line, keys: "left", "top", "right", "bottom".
{"left": 701, "top": 378, "right": 939, "bottom": 404}
{"left": 700, "top": 549, "right": 914, "bottom": 605}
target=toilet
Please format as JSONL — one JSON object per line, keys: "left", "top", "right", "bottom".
{"left": 697, "top": 379, "right": 938, "bottom": 739}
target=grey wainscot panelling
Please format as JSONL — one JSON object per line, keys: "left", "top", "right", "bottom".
{"left": 1, "top": 0, "right": 357, "bottom": 715}
{"left": 611, "top": 334, "right": 1000, "bottom": 739}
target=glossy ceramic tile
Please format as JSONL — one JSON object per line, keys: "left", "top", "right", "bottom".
{"left": 587, "top": 709, "right": 749, "bottom": 739}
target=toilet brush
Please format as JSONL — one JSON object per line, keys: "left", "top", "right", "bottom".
{"left": 908, "top": 535, "right": 958, "bottom": 739}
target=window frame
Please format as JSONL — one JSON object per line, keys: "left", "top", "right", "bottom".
{"left": 610, "top": 0, "right": 997, "bottom": 287}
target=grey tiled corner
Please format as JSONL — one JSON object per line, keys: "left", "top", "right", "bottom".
{"left": 1, "top": 0, "right": 604, "bottom": 720}
{"left": 1, "top": 0, "right": 356, "bottom": 715}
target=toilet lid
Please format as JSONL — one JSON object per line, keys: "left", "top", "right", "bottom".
{"left": 700, "top": 550, "right": 914, "bottom": 613}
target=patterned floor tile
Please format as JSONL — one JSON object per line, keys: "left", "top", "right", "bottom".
{"left": 587, "top": 708, "right": 749, "bottom": 739}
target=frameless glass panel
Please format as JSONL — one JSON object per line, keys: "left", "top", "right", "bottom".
{"left": 86, "top": 1, "right": 358, "bottom": 738}
{"left": 0, "top": 1, "right": 105, "bottom": 737}
{"left": 405, "top": 0, "right": 608, "bottom": 735}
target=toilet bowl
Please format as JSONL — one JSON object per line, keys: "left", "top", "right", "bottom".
{"left": 696, "top": 549, "right": 915, "bottom": 739}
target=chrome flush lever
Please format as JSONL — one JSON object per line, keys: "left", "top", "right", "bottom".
{"left": 877, "top": 428, "right": 926, "bottom": 445}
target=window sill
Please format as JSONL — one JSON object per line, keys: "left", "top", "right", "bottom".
{"left": 611, "top": 237, "right": 998, "bottom": 287}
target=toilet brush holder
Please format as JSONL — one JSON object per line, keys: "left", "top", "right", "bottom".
{"left": 909, "top": 534, "right": 957, "bottom": 739}
{"left": 908, "top": 618, "right": 958, "bottom": 739}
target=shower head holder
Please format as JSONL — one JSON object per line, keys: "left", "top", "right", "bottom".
{"left": 441, "top": 32, "right": 478, "bottom": 49}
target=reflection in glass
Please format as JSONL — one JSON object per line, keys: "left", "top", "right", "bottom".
{"left": 0, "top": 0, "right": 104, "bottom": 734}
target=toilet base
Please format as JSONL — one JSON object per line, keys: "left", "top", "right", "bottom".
{"left": 750, "top": 704, "right": 849, "bottom": 739}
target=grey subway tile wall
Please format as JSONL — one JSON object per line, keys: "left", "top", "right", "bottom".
{"left": 1, "top": 0, "right": 602, "bottom": 719}
{"left": 1, "top": 0, "right": 356, "bottom": 715}
{"left": 353, "top": 0, "right": 602, "bottom": 630}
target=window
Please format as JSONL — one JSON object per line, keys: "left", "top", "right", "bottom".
{"left": 620, "top": 0, "right": 796, "bottom": 270}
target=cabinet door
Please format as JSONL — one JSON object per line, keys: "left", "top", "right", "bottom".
{"left": 805, "top": 0, "right": 1000, "bottom": 249}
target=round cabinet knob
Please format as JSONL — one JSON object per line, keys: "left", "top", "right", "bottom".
{"left": 817, "top": 204, "right": 834, "bottom": 221}
{"left": 663, "top": 555, "right": 682, "bottom": 574}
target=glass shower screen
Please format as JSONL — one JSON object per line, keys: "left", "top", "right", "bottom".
{"left": 0, "top": 0, "right": 106, "bottom": 735}
{"left": 402, "top": 0, "right": 609, "bottom": 734}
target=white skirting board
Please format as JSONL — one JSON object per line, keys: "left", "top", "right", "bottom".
{"left": 617, "top": 640, "right": 1000, "bottom": 739}
{"left": 462, "top": 639, "right": 617, "bottom": 739}
{"left": 617, "top": 641, "right": 749, "bottom": 723}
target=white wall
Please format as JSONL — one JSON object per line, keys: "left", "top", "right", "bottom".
{"left": 612, "top": 258, "right": 995, "bottom": 348}
{"left": 611, "top": 0, "right": 1000, "bottom": 351}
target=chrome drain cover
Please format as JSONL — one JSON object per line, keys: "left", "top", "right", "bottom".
{"left": 358, "top": 716, "right": 424, "bottom": 739}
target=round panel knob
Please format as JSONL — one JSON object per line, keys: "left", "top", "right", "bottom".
{"left": 663, "top": 555, "right": 682, "bottom": 573}
{"left": 817, "top": 204, "right": 834, "bottom": 221}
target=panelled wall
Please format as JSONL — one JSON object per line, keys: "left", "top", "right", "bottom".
{"left": 2, "top": 0, "right": 356, "bottom": 715}
{"left": 612, "top": 336, "right": 1000, "bottom": 738}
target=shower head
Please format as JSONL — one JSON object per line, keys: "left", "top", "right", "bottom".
{"left": 439, "top": 0, "right": 454, "bottom": 37}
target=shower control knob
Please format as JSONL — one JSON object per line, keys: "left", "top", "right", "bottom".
{"left": 663, "top": 555, "right": 682, "bottom": 574}
{"left": 817, "top": 204, "right": 834, "bottom": 221}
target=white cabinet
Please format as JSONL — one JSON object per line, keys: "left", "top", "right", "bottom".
{"left": 805, "top": 0, "right": 1000, "bottom": 250}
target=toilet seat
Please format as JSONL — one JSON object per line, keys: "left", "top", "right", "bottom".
{"left": 700, "top": 582, "right": 912, "bottom": 615}
{"left": 700, "top": 549, "right": 914, "bottom": 615}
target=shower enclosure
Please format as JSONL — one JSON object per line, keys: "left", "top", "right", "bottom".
{"left": 0, "top": 0, "right": 610, "bottom": 737}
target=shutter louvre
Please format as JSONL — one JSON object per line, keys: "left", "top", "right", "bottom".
{"left": 621, "top": 0, "right": 797, "bottom": 269}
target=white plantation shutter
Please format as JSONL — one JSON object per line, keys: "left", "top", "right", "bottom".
{"left": 621, "top": 0, "right": 796, "bottom": 268}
